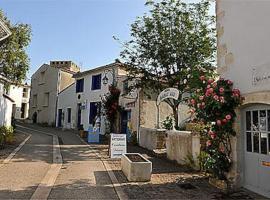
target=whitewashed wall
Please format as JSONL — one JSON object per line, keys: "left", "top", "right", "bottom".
{"left": 218, "top": 0, "right": 270, "bottom": 94}
{"left": 57, "top": 83, "right": 77, "bottom": 129}
{"left": 0, "top": 83, "right": 13, "bottom": 126}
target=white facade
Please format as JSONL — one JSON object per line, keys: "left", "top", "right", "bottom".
{"left": 217, "top": 1, "right": 270, "bottom": 197}
{"left": 57, "top": 83, "right": 77, "bottom": 129}
{"left": 7, "top": 84, "right": 30, "bottom": 119}
{"left": 0, "top": 81, "right": 14, "bottom": 127}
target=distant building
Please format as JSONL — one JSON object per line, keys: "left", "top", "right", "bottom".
{"left": 57, "top": 61, "right": 189, "bottom": 139}
{"left": 217, "top": 1, "right": 270, "bottom": 197}
{"left": 29, "top": 61, "right": 80, "bottom": 126}
{"left": 5, "top": 83, "right": 30, "bottom": 120}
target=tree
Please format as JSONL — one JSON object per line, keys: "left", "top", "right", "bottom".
{"left": 0, "top": 10, "right": 31, "bottom": 83}
{"left": 118, "top": 0, "right": 216, "bottom": 129}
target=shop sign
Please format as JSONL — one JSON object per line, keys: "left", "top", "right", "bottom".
{"left": 157, "top": 88, "right": 179, "bottom": 105}
{"left": 0, "top": 19, "right": 11, "bottom": 42}
{"left": 110, "top": 133, "right": 127, "bottom": 158}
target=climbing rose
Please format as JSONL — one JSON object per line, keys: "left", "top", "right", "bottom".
{"left": 206, "top": 140, "right": 212, "bottom": 147}
{"left": 217, "top": 120, "right": 222, "bottom": 126}
{"left": 225, "top": 114, "right": 232, "bottom": 120}
{"left": 219, "top": 87, "right": 225, "bottom": 93}
{"left": 213, "top": 95, "right": 219, "bottom": 101}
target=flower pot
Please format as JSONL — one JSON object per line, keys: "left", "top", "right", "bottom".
{"left": 121, "top": 153, "right": 152, "bottom": 182}
{"left": 209, "top": 177, "right": 228, "bottom": 190}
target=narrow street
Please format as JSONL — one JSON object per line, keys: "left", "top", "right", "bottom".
{"left": 0, "top": 123, "right": 118, "bottom": 199}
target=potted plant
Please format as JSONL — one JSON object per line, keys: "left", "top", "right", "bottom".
{"left": 78, "top": 125, "right": 85, "bottom": 138}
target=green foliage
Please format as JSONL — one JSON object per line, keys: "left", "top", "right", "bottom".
{"left": 162, "top": 115, "right": 174, "bottom": 130}
{"left": 197, "top": 150, "right": 208, "bottom": 171}
{"left": 189, "top": 77, "right": 244, "bottom": 180}
{"left": 0, "top": 10, "right": 31, "bottom": 83}
{"left": 0, "top": 126, "right": 14, "bottom": 148}
{"left": 118, "top": 0, "right": 216, "bottom": 128}
{"left": 101, "top": 85, "right": 123, "bottom": 133}
{"left": 184, "top": 153, "right": 196, "bottom": 169}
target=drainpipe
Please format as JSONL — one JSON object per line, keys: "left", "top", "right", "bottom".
{"left": 55, "top": 70, "right": 61, "bottom": 127}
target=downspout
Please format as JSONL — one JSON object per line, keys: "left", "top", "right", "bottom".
{"left": 55, "top": 70, "right": 61, "bottom": 127}
{"left": 137, "top": 89, "right": 141, "bottom": 143}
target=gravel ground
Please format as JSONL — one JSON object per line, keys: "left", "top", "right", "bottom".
{"left": 93, "top": 144, "right": 267, "bottom": 199}
{"left": 0, "top": 131, "right": 29, "bottom": 163}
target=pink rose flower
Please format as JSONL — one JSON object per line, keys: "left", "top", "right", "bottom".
{"left": 208, "top": 79, "right": 214, "bottom": 84}
{"left": 206, "top": 140, "right": 212, "bottom": 147}
{"left": 222, "top": 119, "right": 227, "bottom": 124}
{"left": 227, "top": 80, "right": 233, "bottom": 85}
{"left": 225, "top": 114, "right": 232, "bottom": 120}
{"left": 220, "top": 96, "right": 225, "bottom": 103}
{"left": 199, "top": 96, "right": 204, "bottom": 101}
{"left": 207, "top": 84, "right": 211, "bottom": 89}
{"left": 212, "top": 82, "right": 217, "bottom": 87}
{"left": 190, "top": 99, "right": 196, "bottom": 105}
{"left": 219, "top": 87, "right": 225, "bottom": 93}
{"left": 213, "top": 95, "right": 219, "bottom": 101}
{"left": 217, "top": 120, "right": 222, "bottom": 126}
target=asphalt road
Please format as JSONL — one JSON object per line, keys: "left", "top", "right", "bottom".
{"left": 0, "top": 123, "right": 118, "bottom": 199}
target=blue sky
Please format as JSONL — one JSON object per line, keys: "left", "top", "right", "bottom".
{"left": 0, "top": 0, "right": 215, "bottom": 80}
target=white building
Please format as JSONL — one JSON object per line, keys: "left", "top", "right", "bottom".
{"left": 217, "top": 1, "right": 270, "bottom": 197}
{"left": 6, "top": 83, "right": 30, "bottom": 120}
{"left": 0, "top": 77, "right": 14, "bottom": 126}
{"left": 57, "top": 61, "right": 189, "bottom": 139}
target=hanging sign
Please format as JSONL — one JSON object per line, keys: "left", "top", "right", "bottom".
{"left": 0, "top": 19, "right": 11, "bottom": 42}
{"left": 157, "top": 88, "right": 180, "bottom": 105}
{"left": 110, "top": 133, "right": 127, "bottom": 158}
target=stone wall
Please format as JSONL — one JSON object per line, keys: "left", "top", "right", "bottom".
{"left": 166, "top": 130, "right": 200, "bottom": 167}
{"left": 139, "top": 127, "right": 166, "bottom": 150}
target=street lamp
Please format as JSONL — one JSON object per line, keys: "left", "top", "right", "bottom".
{"left": 102, "top": 68, "right": 116, "bottom": 86}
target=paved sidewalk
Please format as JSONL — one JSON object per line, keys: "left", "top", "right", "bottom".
{"left": 18, "top": 123, "right": 119, "bottom": 199}
{"left": 0, "top": 128, "right": 53, "bottom": 199}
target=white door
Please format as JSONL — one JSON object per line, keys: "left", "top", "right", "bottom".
{"left": 243, "top": 105, "right": 270, "bottom": 198}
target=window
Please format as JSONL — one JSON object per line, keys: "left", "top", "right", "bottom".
{"left": 33, "top": 94, "right": 37, "bottom": 107}
{"left": 91, "top": 74, "right": 101, "bottom": 90}
{"left": 76, "top": 78, "right": 84, "bottom": 93}
{"left": 246, "top": 109, "right": 270, "bottom": 155}
{"left": 39, "top": 71, "right": 45, "bottom": 84}
{"left": 123, "top": 80, "right": 128, "bottom": 94}
{"left": 22, "top": 88, "right": 28, "bottom": 98}
{"left": 89, "top": 102, "right": 100, "bottom": 124}
{"left": 67, "top": 108, "right": 71, "bottom": 123}
{"left": 43, "top": 92, "right": 49, "bottom": 106}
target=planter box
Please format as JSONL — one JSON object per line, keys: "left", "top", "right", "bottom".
{"left": 209, "top": 177, "right": 228, "bottom": 190}
{"left": 121, "top": 153, "right": 152, "bottom": 182}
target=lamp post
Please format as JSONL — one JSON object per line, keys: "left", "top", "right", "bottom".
{"left": 102, "top": 68, "right": 116, "bottom": 86}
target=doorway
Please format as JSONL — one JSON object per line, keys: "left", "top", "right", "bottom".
{"left": 21, "top": 103, "right": 26, "bottom": 119}
{"left": 242, "top": 105, "right": 270, "bottom": 198}
{"left": 77, "top": 103, "right": 82, "bottom": 128}
{"left": 58, "top": 109, "right": 62, "bottom": 127}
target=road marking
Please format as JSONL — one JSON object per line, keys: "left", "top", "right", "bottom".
{"left": 17, "top": 125, "right": 63, "bottom": 200}
{"left": 76, "top": 135, "right": 128, "bottom": 200}
{"left": 0, "top": 131, "right": 31, "bottom": 168}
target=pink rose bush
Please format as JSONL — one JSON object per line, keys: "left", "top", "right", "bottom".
{"left": 189, "top": 77, "right": 244, "bottom": 180}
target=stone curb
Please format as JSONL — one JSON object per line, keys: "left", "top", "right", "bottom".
{"left": 76, "top": 134, "right": 128, "bottom": 200}
{"left": 16, "top": 125, "right": 63, "bottom": 200}
{"left": 0, "top": 130, "right": 31, "bottom": 168}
